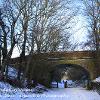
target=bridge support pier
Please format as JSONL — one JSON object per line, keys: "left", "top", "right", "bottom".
{"left": 64, "top": 81, "right": 67, "bottom": 88}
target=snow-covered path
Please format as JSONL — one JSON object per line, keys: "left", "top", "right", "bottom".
{"left": 0, "top": 80, "right": 100, "bottom": 100}
{"left": 0, "top": 87, "right": 99, "bottom": 100}
{"left": 37, "top": 88, "right": 100, "bottom": 100}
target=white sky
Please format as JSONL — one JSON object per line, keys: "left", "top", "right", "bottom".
{"left": 11, "top": 46, "right": 20, "bottom": 58}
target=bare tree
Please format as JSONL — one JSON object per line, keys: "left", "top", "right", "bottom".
{"left": 0, "top": 10, "right": 2, "bottom": 69}
{"left": 12, "top": 0, "right": 34, "bottom": 81}
{"left": 0, "top": 0, "right": 79, "bottom": 87}
{"left": 82, "top": 0, "right": 100, "bottom": 77}
{"left": 29, "top": 0, "right": 78, "bottom": 53}
{"left": 0, "top": 8, "right": 15, "bottom": 76}
{"left": 0, "top": 0, "right": 23, "bottom": 78}
{"left": 83, "top": 0, "right": 100, "bottom": 55}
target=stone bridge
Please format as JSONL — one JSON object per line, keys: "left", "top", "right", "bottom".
{"left": 10, "top": 51, "right": 100, "bottom": 80}
{"left": 45, "top": 51, "right": 100, "bottom": 79}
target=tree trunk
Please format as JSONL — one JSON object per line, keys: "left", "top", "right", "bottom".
{"left": 0, "top": 48, "right": 1, "bottom": 70}
{"left": 1, "top": 41, "right": 16, "bottom": 79}
{"left": 17, "top": 21, "right": 27, "bottom": 82}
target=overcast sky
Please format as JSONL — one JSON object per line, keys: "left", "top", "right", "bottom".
{"left": 69, "top": 0, "right": 88, "bottom": 50}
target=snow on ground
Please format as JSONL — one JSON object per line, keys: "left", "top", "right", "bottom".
{"left": 0, "top": 81, "right": 13, "bottom": 89}
{"left": 93, "top": 76, "right": 100, "bottom": 82}
{"left": 1, "top": 66, "right": 99, "bottom": 100}
{"left": 7, "top": 66, "right": 23, "bottom": 80}
{"left": 7, "top": 66, "right": 18, "bottom": 79}
{"left": 0, "top": 81, "right": 100, "bottom": 100}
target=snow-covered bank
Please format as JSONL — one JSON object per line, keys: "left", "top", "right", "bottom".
{"left": 93, "top": 77, "right": 100, "bottom": 82}
{"left": 0, "top": 81, "right": 100, "bottom": 100}
{"left": 0, "top": 81, "right": 48, "bottom": 99}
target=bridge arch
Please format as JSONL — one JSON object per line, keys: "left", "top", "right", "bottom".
{"left": 52, "top": 64, "right": 90, "bottom": 83}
